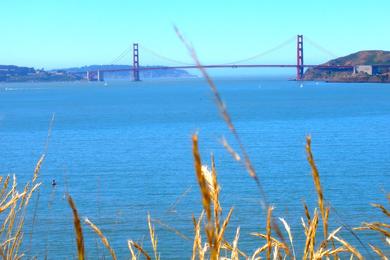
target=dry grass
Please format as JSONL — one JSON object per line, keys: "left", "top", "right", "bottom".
{"left": 67, "top": 195, "right": 85, "bottom": 260}
{"left": 147, "top": 213, "right": 159, "bottom": 260}
{"left": 84, "top": 217, "right": 117, "bottom": 260}
{"left": 128, "top": 240, "right": 152, "bottom": 260}
{"left": 0, "top": 153, "right": 42, "bottom": 259}
{"left": 306, "top": 136, "right": 328, "bottom": 241}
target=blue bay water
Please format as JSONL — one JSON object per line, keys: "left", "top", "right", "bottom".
{"left": 0, "top": 78, "right": 389, "bottom": 258}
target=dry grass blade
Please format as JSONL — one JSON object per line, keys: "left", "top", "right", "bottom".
{"left": 371, "top": 203, "right": 390, "bottom": 217}
{"left": 251, "top": 243, "right": 269, "bottom": 259}
{"left": 128, "top": 240, "right": 151, "bottom": 260}
{"left": 9, "top": 212, "right": 27, "bottom": 257}
{"left": 33, "top": 113, "right": 55, "bottom": 183}
{"left": 230, "top": 227, "right": 240, "bottom": 260}
{"left": 0, "top": 193, "right": 25, "bottom": 214}
{"left": 22, "top": 183, "right": 41, "bottom": 210}
{"left": 192, "top": 134, "right": 212, "bottom": 222}
{"left": 368, "top": 244, "right": 388, "bottom": 260}
{"left": 147, "top": 213, "right": 159, "bottom": 260}
{"left": 272, "top": 243, "right": 279, "bottom": 260}
{"left": 306, "top": 136, "right": 328, "bottom": 240}
{"left": 18, "top": 183, "right": 29, "bottom": 210}
{"left": 215, "top": 207, "right": 234, "bottom": 249}
{"left": 221, "top": 241, "right": 248, "bottom": 258}
{"left": 303, "top": 209, "right": 319, "bottom": 260}
{"left": 152, "top": 218, "right": 190, "bottom": 241}
{"left": 250, "top": 233, "right": 290, "bottom": 253}
{"left": 315, "top": 226, "right": 343, "bottom": 258}
{"left": 0, "top": 177, "right": 17, "bottom": 209}
{"left": 266, "top": 206, "right": 273, "bottom": 260}
{"left": 201, "top": 165, "right": 219, "bottom": 208}
{"left": 327, "top": 246, "right": 349, "bottom": 255}
{"left": 166, "top": 186, "right": 192, "bottom": 213}
{"left": 84, "top": 218, "right": 117, "bottom": 260}
{"left": 191, "top": 215, "right": 198, "bottom": 260}
{"left": 0, "top": 176, "right": 11, "bottom": 201}
{"left": 220, "top": 137, "right": 241, "bottom": 161}
{"left": 67, "top": 195, "right": 84, "bottom": 260}
{"left": 315, "top": 246, "right": 348, "bottom": 258}
{"left": 192, "top": 212, "right": 204, "bottom": 260}
{"left": 44, "top": 113, "right": 55, "bottom": 151}
{"left": 127, "top": 240, "right": 137, "bottom": 260}
{"left": 32, "top": 155, "right": 45, "bottom": 183}
{"left": 328, "top": 226, "right": 343, "bottom": 240}
{"left": 210, "top": 155, "right": 221, "bottom": 235}
{"left": 355, "top": 222, "right": 390, "bottom": 237}
{"left": 324, "top": 206, "right": 330, "bottom": 238}
{"left": 300, "top": 217, "right": 308, "bottom": 237}
{"left": 192, "top": 134, "right": 216, "bottom": 258}
{"left": 279, "top": 217, "right": 296, "bottom": 259}
{"left": 332, "top": 235, "right": 363, "bottom": 259}
{"left": 369, "top": 222, "right": 390, "bottom": 229}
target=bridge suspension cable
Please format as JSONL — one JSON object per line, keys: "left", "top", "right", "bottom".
{"left": 139, "top": 36, "right": 296, "bottom": 67}
{"left": 220, "top": 36, "right": 296, "bottom": 65}
{"left": 140, "top": 45, "right": 195, "bottom": 66}
{"left": 304, "top": 36, "right": 338, "bottom": 59}
{"left": 109, "top": 46, "right": 132, "bottom": 65}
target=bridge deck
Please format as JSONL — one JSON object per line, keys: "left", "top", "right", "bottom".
{"left": 79, "top": 64, "right": 390, "bottom": 74}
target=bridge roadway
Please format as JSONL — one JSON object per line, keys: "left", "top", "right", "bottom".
{"left": 87, "top": 64, "right": 357, "bottom": 74}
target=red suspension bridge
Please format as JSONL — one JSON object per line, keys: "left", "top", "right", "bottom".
{"left": 82, "top": 35, "right": 388, "bottom": 82}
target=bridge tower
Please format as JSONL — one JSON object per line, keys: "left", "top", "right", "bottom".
{"left": 86, "top": 71, "right": 94, "bottom": 81}
{"left": 296, "top": 35, "right": 304, "bottom": 80}
{"left": 133, "top": 43, "right": 140, "bottom": 81}
{"left": 97, "top": 70, "right": 104, "bottom": 82}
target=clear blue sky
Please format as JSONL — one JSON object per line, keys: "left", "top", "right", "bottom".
{"left": 1, "top": 0, "right": 389, "bottom": 69}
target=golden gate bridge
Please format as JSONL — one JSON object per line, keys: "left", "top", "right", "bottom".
{"left": 81, "top": 35, "right": 388, "bottom": 82}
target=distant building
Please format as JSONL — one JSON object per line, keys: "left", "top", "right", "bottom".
{"left": 53, "top": 70, "right": 66, "bottom": 75}
{"left": 353, "top": 65, "right": 384, "bottom": 75}
{"left": 354, "top": 65, "right": 373, "bottom": 75}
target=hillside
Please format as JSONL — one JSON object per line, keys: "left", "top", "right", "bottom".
{"left": 303, "top": 50, "right": 390, "bottom": 82}
{"left": 0, "top": 65, "right": 81, "bottom": 82}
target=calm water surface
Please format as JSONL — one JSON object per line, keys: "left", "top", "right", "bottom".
{"left": 0, "top": 78, "right": 389, "bottom": 258}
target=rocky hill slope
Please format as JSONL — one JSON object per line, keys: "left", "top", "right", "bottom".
{"left": 303, "top": 50, "right": 390, "bottom": 82}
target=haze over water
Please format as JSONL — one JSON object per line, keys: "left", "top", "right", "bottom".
{"left": 0, "top": 78, "right": 389, "bottom": 258}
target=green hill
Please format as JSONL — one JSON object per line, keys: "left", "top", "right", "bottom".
{"left": 324, "top": 50, "right": 390, "bottom": 66}
{"left": 303, "top": 50, "right": 390, "bottom": 82}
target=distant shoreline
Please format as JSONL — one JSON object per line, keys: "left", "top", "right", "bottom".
{"left": 291, "top": 79, "right": 390, "bottom": 83}
{"left": 0, "top": 64, "right": 196, "bottom": 83}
